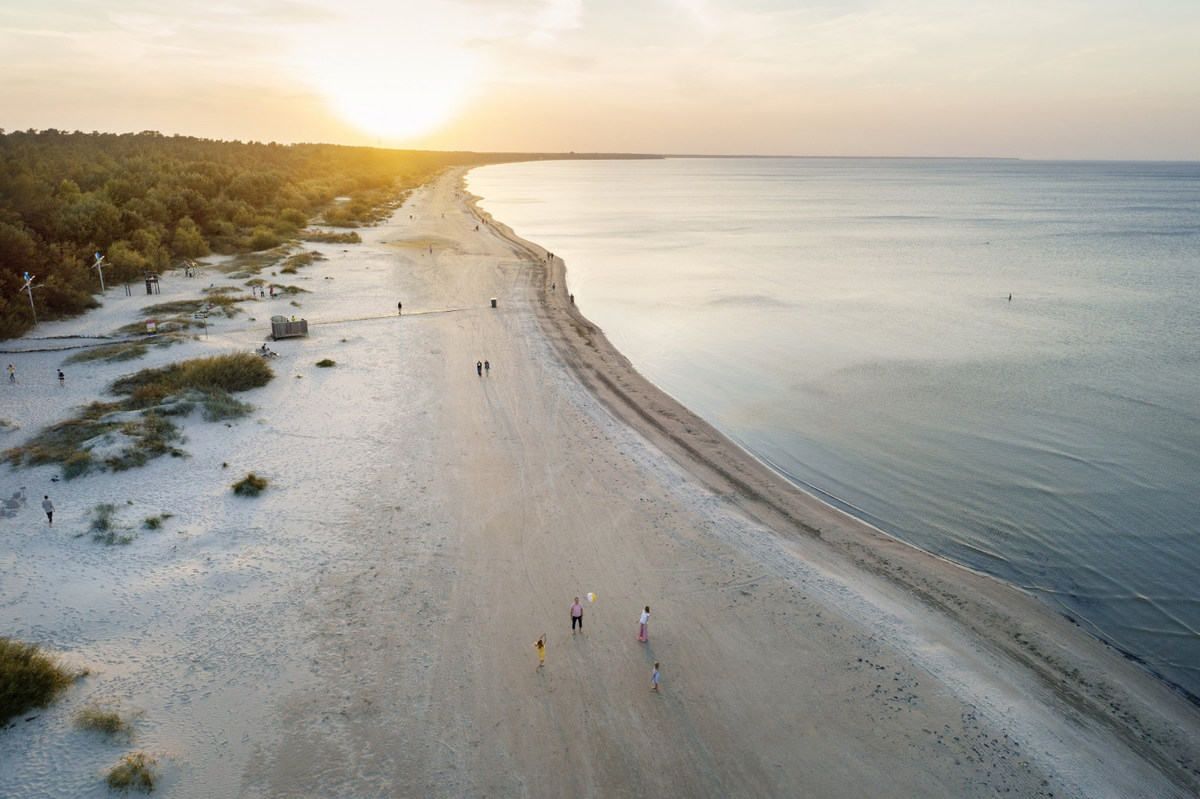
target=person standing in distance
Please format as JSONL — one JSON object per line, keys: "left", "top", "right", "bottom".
{"left": 638, "top": 606, "right": 650, "bottom": 642}
{"left": 477, "top": 361, "right": 483, "bottom": 376}
{"left": 42, "top": 495, "right": 54, "bottom": 526}
{"left": 58, "top": 369, "right": 65, "bottom": 387}
{"left": 7, "top": 364, "right": 14, "bottom": 383}
{"left": 397, "top": 301, "right": 403, "bottom": 315}
{"left": 570, "top": 597, "right": 583, "bottom": 634}
{"left": 651, "top": 661, "right": 660, "bottom": 692}
{"left": 484, "top": 360, "right": 490, "bottom": 375}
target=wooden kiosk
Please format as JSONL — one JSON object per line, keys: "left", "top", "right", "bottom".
{"left": 271, "top": 315, "right": 308, "bottom": 340}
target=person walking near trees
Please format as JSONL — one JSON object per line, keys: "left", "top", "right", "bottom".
{"left": 42, "top": 495, "right": 54, "bottom": 526}
{"left": 638, "top": 605, "right": 650, "bottom": 642}
{"left": 570, "top": 597, "right": 584, "bottom": 634}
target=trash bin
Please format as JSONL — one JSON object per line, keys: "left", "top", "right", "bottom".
{"left": 490, "top": 298, "right": 497, "bottom": 308}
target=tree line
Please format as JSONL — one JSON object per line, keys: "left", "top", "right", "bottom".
{"left": 0, "top": 129, "right": 558, "bottom": 339}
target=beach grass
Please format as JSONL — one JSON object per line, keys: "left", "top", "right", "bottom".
{"left": 141, "top": 512, "right": 173, "bottom": 531}
{"left": 144, "top": 294, "right": 244, "bottom": 319}
{"left": 219, "top": 245, "right": 292, "bottom": 276}
{"left": 279, "top": 250, "right": 325, "bottom": 275}
{"left": 90, "top": 503, "right": 135, "bottom": 545}
{"left": 232, "top": 472, "right": 269, "bottom": 497}
{"left": 300, "top": 229, "right": 361, "bottom": 243}
{"left": 64, "top": 337, "right": 186, "bottom": 365}
{"left": 315, "top": 359, "right": 336, "bottom": 368}
{"left": 76, "top": 701, "right": 139, "bottom": 739}
{"left": 0, "top": 637, "right": 77, "bottom": 726}
{"left": 104, "top": 752, "right": 158, "bottom": 793}
{"left": 2, "top": 354, "right": 274, "bottom": 479}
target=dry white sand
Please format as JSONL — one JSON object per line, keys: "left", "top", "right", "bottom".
{"left": 1, "top": 167, "right": 1198, "bottom": 797}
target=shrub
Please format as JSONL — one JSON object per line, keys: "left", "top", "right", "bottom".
{"left": 104, "top": 752, "right": 158, "bottom": 792}
{"left": 232, "top": 472, "right": 268, "bottom": 497}
{"left": 315, "top": 359, "right": 335, "bottom": 368}
{"left": 0, "top": 637, "right": 77, "bottom": 726}
{"left": 248, "top": 226, "right": 280, "bottom": 251}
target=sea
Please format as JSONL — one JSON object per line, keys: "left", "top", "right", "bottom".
{"left": 466, "top": 157, "right": 1200, "bottom": 699}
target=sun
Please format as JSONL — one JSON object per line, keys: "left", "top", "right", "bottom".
{"left": 300, "top": 35, "right": 476, "bottom": 141}
{"left": 320, "top": 71, "right": 470, "bottom": 140}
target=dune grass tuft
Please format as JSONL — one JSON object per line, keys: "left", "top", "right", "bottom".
{"left": 104, "top": 751, "right": 158, "bottom": 793}
{"left": 6, "top": 348, "right": 271, "bottom": 483}
{"left": 232, "top": 472, "right": 269, "bottom": 497}
{"left": 315, "top": 359, "right": 336, "bottom": 368}
{"left": 0, "top": 637, "right": 78, "bottom": 726}
{"left": 111, "top": 352, "right": 274, "bottom": 399}
{"left": 141, "top": 513, "right": 173, "bottom": 531}
{"left": 91, "top": 503, "right": 135, "bottom": 545}
{"left": 64, "top": 336, "right": 186, "bottom": 365}
{"left": 300, "top": 229, "right": 360, "bottom": 244}
{"left": 76, "top": 700, "right": 139, "bottom": 739}
{"left": 2, "top": 353, "right": 270, "bottom": 479}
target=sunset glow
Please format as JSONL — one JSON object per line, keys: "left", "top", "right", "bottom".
{"left": 1, "top": 1, "right": 1198, "bottom": 158}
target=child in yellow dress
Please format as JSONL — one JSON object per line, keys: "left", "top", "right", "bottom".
{"left": 534, "top": 633, "right": 547, "bottom": 672}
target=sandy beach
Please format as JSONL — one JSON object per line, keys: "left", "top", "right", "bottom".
{"left": 2, "top": 166, "right": 1198, "bottom": 797}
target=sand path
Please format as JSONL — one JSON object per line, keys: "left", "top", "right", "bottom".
{"left": 248, "top": 171, "right": 1200, "bottom": 798}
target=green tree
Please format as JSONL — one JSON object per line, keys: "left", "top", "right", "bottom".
{"left": 171, "top": 217, "right": 209, "bottom": 258}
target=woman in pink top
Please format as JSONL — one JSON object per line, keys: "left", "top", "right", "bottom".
{"left": 638, "top": 606, "right": 650, "bottom": 642}
{"left": 570, "top": 597, "right": 584, "bottom": 634}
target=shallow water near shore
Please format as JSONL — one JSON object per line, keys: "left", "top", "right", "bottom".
{"left": 468, "top": 157, "right": 1200, "bottom": 697}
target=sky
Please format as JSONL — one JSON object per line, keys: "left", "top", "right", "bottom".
{"left": 1, "top": 0, "right": 1198, "bottom": 159}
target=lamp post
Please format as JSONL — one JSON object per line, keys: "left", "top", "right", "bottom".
{"left": 92, "top": 253, "right": 107, "bottom": 294}
{"left": 19, "top": 272, "right": 39, "bottom": 326}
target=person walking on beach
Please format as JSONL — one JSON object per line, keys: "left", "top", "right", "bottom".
{"left": 42, "top": 495, "right": 54, "bottom": 526}
{"left": 570, "top": 597, "right": 583, "bottom": 634}
{"left": 484, "top": 360, "right": 490, "bottom": 375}
{"left": 638, "top": 606, "right": 650, "bottom": 642}
{"left": 534, "top": 633, "right": 547, "bottom": 672}
{"left": 7, "top": 364, "right": 14, "bottom": 383}
{"left": 397, "top": 301, "right": 403, "bottom": 315}
{"left": 57, "top": 369, "right": 65, "bottom": 387}
{"left": 651, "top": 661, "right": 660, "bottom": 692}
{"left": 477, "top": 361, "right": 483, "bottom": 376}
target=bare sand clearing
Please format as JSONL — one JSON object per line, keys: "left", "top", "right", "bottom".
{"left": 2, "top": 168, "right": 1198, "bottom": 797}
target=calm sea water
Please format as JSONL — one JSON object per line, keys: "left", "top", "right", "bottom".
{"left": 467, "top": 158, "right": 1200, "bottom": 698}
